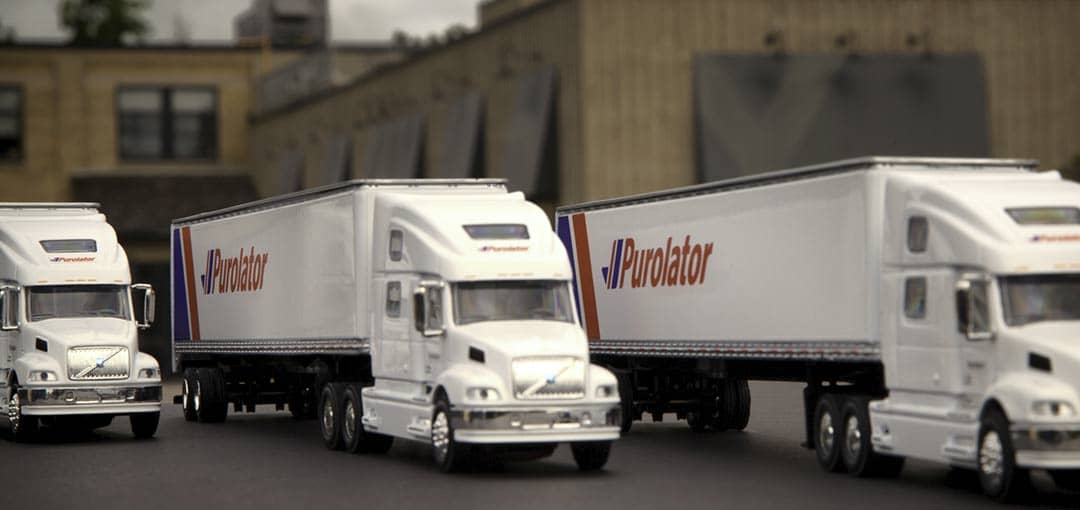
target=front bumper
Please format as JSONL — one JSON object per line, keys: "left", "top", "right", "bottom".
{"left": 18, "top": 384, "right": 162, "bottom": 416}
{"left": 451, "top": 403, "right": 621, "bottom": 444}
{"left": 1012, "top": 425, "right": 1080, "bottom": 469}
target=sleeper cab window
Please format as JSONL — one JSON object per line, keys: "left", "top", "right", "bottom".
{"left": 386, "top": 281, "right": 401, "bottom": 318}
{"left": 389, "top": 229, "right": 403, "bottom": 261}
{"left": 904, "top": 277, "right": 927, "bottom": 319}
{"left": 907, "top": 216, "right": 928, "bottom": 253}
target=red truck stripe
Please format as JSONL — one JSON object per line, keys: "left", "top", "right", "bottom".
{"left": 571, "top": 213, "right": 601, "bottom": 340}
{"left": 181, "top": 226, "right": 201, "bottom": 340}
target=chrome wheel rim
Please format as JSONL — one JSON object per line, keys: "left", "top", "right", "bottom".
{"left": 8, "top": 392, "right": 20, "bottom": 433}
{"left": 321, "top": 397, "right": 334, "bottom": 437}
{"left": 432, "top": 410, "right": 450, "bottom": 464}
{"left": 343, "top": 400, "right": 356, "bottom": 444}
{"left": 818, "top": 412, "right": 835, "bottom": 455}
{"left": 844, "top": 415, "right": 862, "bottom": 463}
{"left": 182, "top": 379, "right": 191, "bottom": 412}
{"left": 980, "top": 430, "right": 1005, "bottom": 489}
{"left": 194, "top": 380, "right": 202, "bottom": 412}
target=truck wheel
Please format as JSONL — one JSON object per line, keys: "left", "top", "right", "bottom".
{"left": 730, "top": 379, "right": 751, "bottom": 431}
{"left": 342, "top": 384, "right": 393, "bottom": 454}
{"left": 570, "top": 441, "right": 612, "bottom": 471}
{"left": 711, "top": 379, "right": 738, "bottom": 431}
{"left": 130, "top": 412, "right": 160, "bottom": 439}
{"left": 432, "top": 396, "right": 469, "bottom": 472}
{"left": 7, "top": 384, "right": 38, "bottom": 442}
{"left": 195, "top": 367, "right": 227, "bottom": 423}
{"left": 615, "top": 371, "right": 634, "bottom": 435}
{"left": 840, "top": 397, "right": 904, "bottom": 477}
{"left": 319, "top": 383, "right": 345, "bottom": 450}
{"left": 181, "top": 368, "right": 198, "bottom": 422}
{"left": 977, "top": 409, "right": 1031, "bottom": 502}
{"left": 813, "top": 394, "right": 844, "bottom": 472}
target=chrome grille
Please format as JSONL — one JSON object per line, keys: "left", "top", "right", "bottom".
{"left": 511, "top": 356, "right": 585, "bottom": 400}
{"left": 67, "top": 346, "right": 129, "bottom": 380}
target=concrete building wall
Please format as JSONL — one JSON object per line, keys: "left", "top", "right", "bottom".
{"left": 251, "top": 0, "right": 584, "bottom": 206}
{"left": 579, "top": 0, "right": 1080, "bottom": 200}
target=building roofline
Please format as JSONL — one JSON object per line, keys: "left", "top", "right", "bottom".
{"left": 249, "top": 0, "right": 571, "bottom": 123}
{"left": 0, "top": 41, "right": 394, "bottom": 53}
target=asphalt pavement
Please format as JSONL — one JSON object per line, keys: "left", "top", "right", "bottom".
{"left": 2, "top": 381, "right": 1076, "bottom": 509}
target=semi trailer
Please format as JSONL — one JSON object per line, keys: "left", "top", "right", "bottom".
{"left": 171, "top": 179, "right": 620, "bottom": 471}
{"left": 556, "top": 157, "right": 1080, "bottom": 500}
{"left": 1, "top": 203, "right": 161, "bottom": 440}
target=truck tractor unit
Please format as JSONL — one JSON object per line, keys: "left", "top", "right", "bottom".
{"left": 557, "top": 157, "right": 1080, "bottom": 500}
{"left": 1, "top": 203, "right": 161, "bottom": 441}
{"left": 171, "top": 179, "right": 620, "bottom": 472}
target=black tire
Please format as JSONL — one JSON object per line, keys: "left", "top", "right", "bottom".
{"left": 813, "top": 394, "right": 844, "bottom": 472}
{"left": 730, "top": 379, "right": 751, "bottom": 431}
{"left": 7, "top": 384, "right": 37, "bottom": 442}
{"left": 1049, "top": 469, "right": 1080, "bottom": 491}
{"left": 195, "top": 367, "right": 227, "bottom": 423}
{"left": 130, "top": 412, "right": 160, "bottom": 439}
{"left": 712, "top": 379, "right": 739, "bottom": 432}
{"left": 181, "top": 368, "right": 198, "bottom": 422}
{"left": 615, "top": 370, "right": 634, "bottom": 435}
{"left": 977, "top": 408, "right": 1031, "bottom": 502}
{"left": 571, "top": 441, "right": 612, "bottom": 471}
{"left": 432, "top": 396, "right": 469, "bottom": 472}
{"left": 319, "top": 383, "right": 345, "bottom": 451}
{"left": 839, "top": 397, "right": 904, "bottom": 478}
{"left": 342, "top": 384, "right": 394, "bottom": 454}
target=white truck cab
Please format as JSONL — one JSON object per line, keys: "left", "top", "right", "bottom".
{"left": 1, "top": 203, "right": 161, "bottom": 441}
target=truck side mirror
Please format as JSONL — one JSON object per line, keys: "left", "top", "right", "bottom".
{"left": 1, "top": 284, "right": 19, "bottom": 331}
{"left": 132, "top": 283, "right": 155, "bottom": 330}
{"left": 956, "top": 277, "right": 993, "bottom": 341}
{"left": 414, "top": 281, "right": 445, "bottom": 337}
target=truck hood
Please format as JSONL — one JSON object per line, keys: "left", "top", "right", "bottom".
{"left": 1002, "top": 321, "right": 1080, "bottom": 391}
{"left": 25, "top": 317, "right": 135, "bottom": 349}
{"left": 452, "top": 320, "right": 589, "bottom": 360}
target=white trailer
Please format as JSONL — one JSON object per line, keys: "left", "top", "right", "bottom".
{"left": 1, "top": 203, "right": 161, "bottom": 441}
{"left": 171, "top": 180, "right": 620, "bottom": 471}
{"left": 556, "top": 157, "right": 1080, "bottom": 500}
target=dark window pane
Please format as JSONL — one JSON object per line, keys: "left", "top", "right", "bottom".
{"left": 172, "top": 113, "right": 215, "bottom": 158}
{"left": 120, "top": 112, "right": 164, "bottom": 158}
{"left": 0, "top": 86, "right": 22, "bottom": 162}
{"left": 117, "top": 87, "right": 216, "bottom": 161}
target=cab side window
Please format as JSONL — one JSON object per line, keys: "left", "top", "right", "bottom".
{"left": 904, "top": 277, "right": 927, "bottom": 319}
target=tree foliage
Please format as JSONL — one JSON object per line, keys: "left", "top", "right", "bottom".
{"left": 60, "top": 0, "right": 151, "bottom": 47}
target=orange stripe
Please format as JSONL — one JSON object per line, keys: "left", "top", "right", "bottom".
{"left": 572, "top": 213, "right": 601, "bottom": 340}
{"left": 181, "top": 227, "right": 201, "bottom": 340}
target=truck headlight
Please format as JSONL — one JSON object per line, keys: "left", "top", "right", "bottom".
{"left": 138, "top": 368, "right": 160, "bottom": 380}
{"left": 28, "top": 370, "right": 58, "bottom": 382}
{"left": 595, "top": 385, "right": 617, "bottom": 399}
{"left": 1032, "top": 400, "right": 1077, "bottom": 418}
{"left": 465, "top": 387, "right": 500, "bottom": 402}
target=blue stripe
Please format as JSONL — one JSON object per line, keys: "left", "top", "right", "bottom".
{"left": 556, "top": 215, "right": 582, "bottom": 324}
{"left": 617, "top": 237, "right": 626, "bottom": 287}
{"left": 207, "top": 250, "right": 215, "bottom": 295}
{"left": 172, "top": 228, "right": 191, "bottom": 341}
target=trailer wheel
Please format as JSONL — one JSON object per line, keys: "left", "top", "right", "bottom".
{"left": 711, "top": 379, "right": 738, "bottom": 431}
{"left": 432, "top": 396, "right": 469, "bottom": 472}
{"left": 130, "top": 412, "right": 160, "bottom": 439}
{"left": 319, "top": 383, "right": 345, "bottom": 450}
{"left": 813, "top": 394, "right": 844, "bottom": 472}
{"left": 570, "top": 441, "right": 612, "bottom": 471}
{"left": 730, "top": 379, "right": 751, "bottom": 431}
{"left": 7, "top": 383, "right": 37, "bottom": 442}
{"left": 181, "top": 368, "right": 198, "bottom": 422}
{"left": 839, "top": 397, "right": 904, "bottom": 477}
{"left": 195, "top": 367, "right": 227, "bottom": 423}
{"left": 977, "top": 408, "right": 1031, "bottom": 502}
{"left": 342, "top": 384, "right": 393, "bottom": 454}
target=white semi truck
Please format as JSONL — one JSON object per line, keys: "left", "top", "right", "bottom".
{"left": 171, "top": 179, "right": 620, "bottom": 471}
{"left": 1, "top": 203, "right": 161, "bottom": 441}
{"left": 556, "top": 157, "right": 1080, "bottom": 501}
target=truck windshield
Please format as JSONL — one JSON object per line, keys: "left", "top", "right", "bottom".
{"left": 453, "top": 280, "right": 573, "bottom": 325}
{"left": 27, "top": 285, "right": 131, "bottom": 322}
{"left": 1000, "top": 274, "right": 1080, "bottom": 327}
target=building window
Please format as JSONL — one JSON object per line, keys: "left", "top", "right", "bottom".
{"left": 117, "top": 86, "right": 217, "bottom": 161}
{"left": 0, "top": 85, "right": 23, "bottom": 163}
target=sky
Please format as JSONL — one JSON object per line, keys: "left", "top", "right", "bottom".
{"left": 0, "top": 0, "right": 480, "bottom": 43}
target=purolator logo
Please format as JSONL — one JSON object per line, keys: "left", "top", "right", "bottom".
{"left": 600, "top": 235, "right": 714, "bottom": 289}
{"left": 200, "top": 246, "right": 269, "bottom": 295}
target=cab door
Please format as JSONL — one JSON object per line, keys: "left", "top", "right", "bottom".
{"left": 373, "top": 277, "right": 410, "bottom": 382}
{"left": 954, "top": 274, "right": 996, "bottom": 403}
{"left": 409, "top": 280, "right": 445, "bottom": 384}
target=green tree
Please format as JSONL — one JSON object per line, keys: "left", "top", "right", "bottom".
{"left": 60, "top": 0, "right": 151, "bottom": 47}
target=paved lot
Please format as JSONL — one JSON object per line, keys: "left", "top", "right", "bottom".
{"left": 2, "top": 381, "right": 1076, "bottom": 509}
